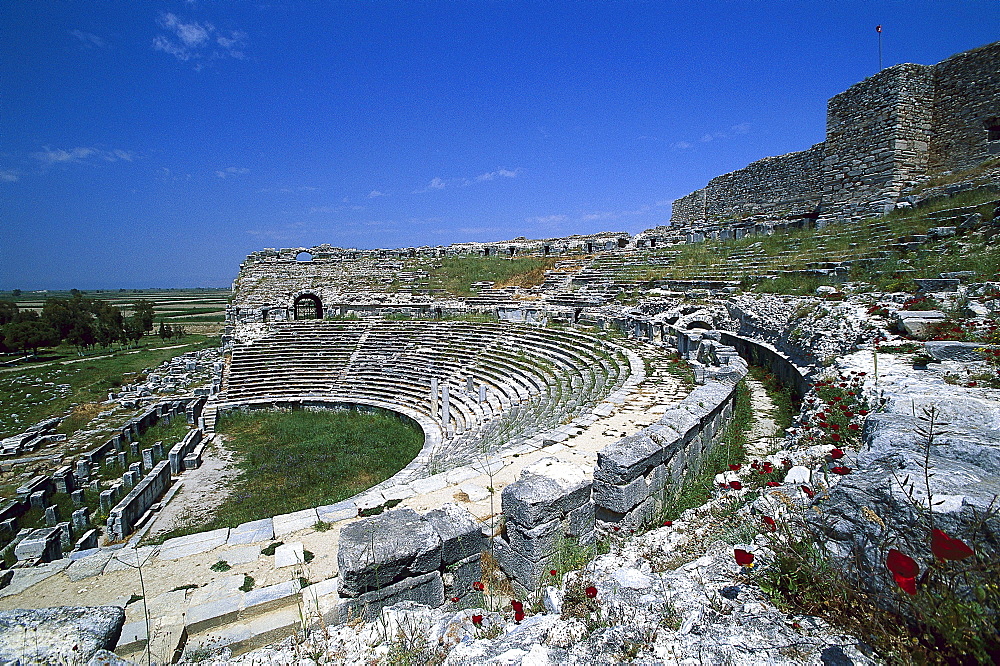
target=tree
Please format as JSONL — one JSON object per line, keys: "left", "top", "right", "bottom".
{"left": 130, "top": 299, "right": 155, "bottom": 335}
{"left": 0, "top": 301, "right": 16, "bottom": 326}
{"left": 4, "top": 320, "right": 59, "bottom": 355}
{"left": 11, "top": 289, "right": 21, "bottom": 297}
{"left": 158, "top": 321, "right": 173, "bottom": 340}
{"left": 66, "top": 319, "right": 95, "bottom": 353}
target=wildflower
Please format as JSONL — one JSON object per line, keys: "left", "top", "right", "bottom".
{"left": 848, "top": 423, "right": 859, "bottom": 431}
{"left": 762, "top": 516, "right": 777, "bottom": 532}
{"left": 585, "top": 586, "right": 598, "bottom": 599}
{"left": 550, "top": 569, "right": 558, "bottom": 576}
{"left": 734, "top": 549, "right": 755, "bottom": 567}
{"left": 729, "top": 463, "right": 741, "bottom": 472}
{"left": 514, "top": 609, "right": 525, "bottom": 622}
{"left": 663, "top": 520, "right": 673, "bottom": 526}
{"left": 729, "top": 480, "right": 743, "bottom": 490}
{"left": 830, "top": 423, "right": 840, "bottom": 431}
{"left": 931, "top": 529, "right": 974, "bottom": 562}
{"left": 512, "top": 599, "right": 525, "bottom": 622}
{"left": 886, "top": 549, "right": 919, "bottom": 595}
{"left": 471, "top": 614, "right": 483, "bottom": 626}
{"left": 472, "top": 581, "right": 485, "bottom": 592}
{"left": 451, "top": 596, "right": 460, "bottom": 603}
{"left": 781, "top": 458, "right": 791, "bottom": 467}
{"left": 831, "top": 466, "right": 852, "bottom": 475}
{"left": 829, "top": 448, "right": 845, "bottom": 459}
{"left": 858, "top": 409, "right": 869, "bottom": 416}
{"left": 761, "top": 462, "right": 774, "bottom": 474}
{"left": 801, "top": 485, "right": 816, "bottom": 498}
{"left": 766, "top": 481, "right": 781, "bottom": 487}
{"left": 831, "top": 433, "right": 842, "bottom": 442}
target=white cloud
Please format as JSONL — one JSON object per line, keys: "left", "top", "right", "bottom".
{"left": 70, "top": 30, "right": 108, "bottom": 49}
{"left": 671, "top": 141, "right": 693, "bottom": 150}
{"left": 32, "top": 146, "right": 134, "bottom": 165}
{"left": 0, "top": 170, "right": 19, "bottom": 183}
{"left": 215, "top": 166, "right": 249, "bottom": 178}
{"left": 475, "top": 168, "right": 519, "bottom": 182}
{"left": 526, "top": 214, "right": 567, "bottom": 225}
{"left": 153, "top": 12, "right": 247, "bottom": 65}
{"left": 428, "top": 177, "right": 446, "bottom": 190}
{"left": 368, "top": 190, "right": 387, "bottom": 198}
{"left": 731, "top": 122, "right": 751, "bottom": 134}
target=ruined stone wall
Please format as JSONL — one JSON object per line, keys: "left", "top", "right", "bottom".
{"left": 703, "top": 144, "right": 824, "bottom": 226}
{"left": 929, "top": 42, "right": 1000, "bottom": 172}
{"left": 669, "top": 189, "right": 707, "bottom": 226}
{"left": 821, "top": 63, "right": 934, "bottom": 222}
{"left": 669, "top": 41, "right": 999, "bottom": 229}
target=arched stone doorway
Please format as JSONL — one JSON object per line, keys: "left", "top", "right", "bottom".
{"left": 293, "top": 294, "right": 322, "bottom": 320}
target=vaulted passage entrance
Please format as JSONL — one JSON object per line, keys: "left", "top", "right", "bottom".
{"left": 293, "top": 294, "right": 322, "bottom": 320}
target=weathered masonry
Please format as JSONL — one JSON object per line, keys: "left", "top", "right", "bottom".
{"left": 670, "top": 41, "right": 1000, "bottom": 229}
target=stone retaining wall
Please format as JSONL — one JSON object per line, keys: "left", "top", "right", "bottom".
{"left": 106, "top": 460, "right": 171, "bottom": 542}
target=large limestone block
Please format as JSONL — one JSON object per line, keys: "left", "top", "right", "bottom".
{"left": 0, "top": 607, "right": 124, "bottom": 663}
{"left": 337, "top": 508, "right": 442, "bottom": 597}
{"left": 501, "top": 457, "right": 591, "bottom": 529}
{"left": 595, "top": 432, "right": 662, "bottom": 485}
{"left": 424, "top": 503, "right": 484, "bottom": 565}
{"left": 337, "top": 571, "right": 444, "bottom": 623}
{"left": 896, "top": 310, "right": 946, "bottom": 338}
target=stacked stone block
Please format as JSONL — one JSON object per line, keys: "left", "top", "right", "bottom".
{"left": 594, "top": 336, "right": 748, "bottom": 530}
{"left": 494, "top": 457, "right": 594, "bottom": 595}
{"left": 337, "top": 504, "right": 482, "bottom": 622}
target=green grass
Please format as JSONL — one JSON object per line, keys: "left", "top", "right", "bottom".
{"left": 0, "top": 335, "right": 218, "bottom": 439}
{"left": 148, "top": 408, "right": 423, "bottom": 541}
{"left": 657, "top": 379, "right": 752, "bottom": 525}
{"left": 748, "top": 365, "right": 799, "bottom": 435}
{"left": 421, "top": 256, "right": 560, "bottom": 297}
{"left": 591, "top": 187, "right": 999, "bottom": 292}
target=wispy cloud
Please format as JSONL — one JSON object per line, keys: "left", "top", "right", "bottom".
{"left": 526, "top": 214, "right": 568, "bottom": 225}
{"left": 153, "top": 12, "right": 247, "bottom": 66}
{"left": 672, "top": 123, "right": 751, "bottom": 150}
{"left": 70, "top": 30, "right": 109, "bottom": 49}
{"left": 475, "top": 168, "right": 519, "bottom": 182}
{"left": 32, "top": 146, "right": 134, "bottom": 165}
{"left": 368, "top": 190, "right": 387, "bottom": 198}
{"left": 215, "top": 166, "right": 249, "bottom": 178}
{"left": 0, "top": 169, "right": 19, "bottom": 183}
{"left": 414, "top": 168, "right": 520, "bottom": 193}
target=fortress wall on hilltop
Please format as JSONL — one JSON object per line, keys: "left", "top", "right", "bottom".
{"left": 821, "top": 62, "right": 934, "bottom": 221}
{"left": 930, "top": 42, "right": 1000, "bottom": 172}
{"left": 670, "top": 41, "right": 1000, "bottom": 228}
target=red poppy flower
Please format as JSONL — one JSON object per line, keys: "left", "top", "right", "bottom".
{"left": 550, "top": 569, "right": 558, "bottom": 576}
{"left": 585, "top": 586, "right": 598, "bottom": 599}
{"left": 762, "top": 516, "right": 777, "bottom": 532}
{"left": 844, "top": 411, "right": 854, "bottom": 417}
{"left": 511, "top": 600, "right": 523, "bottom": 612}
{"left": 472, "top": 581, "right": 485, "bottom": 592}
{"left": 931, "top": 529, "right": 974, "bottom": 562}
{"left": 471, "top": 614, "right": 483, "bottom": 626}
{"left": 729, "top": 464, "right": 741, "bottom": 472}
{"left": 612, "top": 526, "right": 621, "bottom": 532}
{"left": 831, "top": 466, "right": 852, "bottom": 475}
{"left": 781, "top": 459, "right": 792, "bottom": 467}
{"left": 801, "top": 485, "right": 815, "bottom": 498}
{"left": 830, "top": 423, "right": 840, "bottom": 431}
{"left": 766, "top": 481, "right": 781, "bottom": 487}
{"left": 514, "top": 609, "right": 525, "bottom": 622}
{"left": 859, "top": 409, "right": 869, "bottom": 416}
{"left": 451, "top": 596, "right": 460, "bottom": 603}
{"left": 858, "top": 372, "right": 867, "bottom": 376}
{"left": 734, "top": 549, "right": 755, "bottom": 567}
{"left": 761, "top": 462, "right": 774, "bottom": 474}
{"left": 729, "top": 480, "right": 743, "bottom": 490}
{"left": 886, "top": 549, "right": 919, "bottom": 595}
{"left": 663, "top": 520, "right": 673, "bottom": 526}
{"left": 848, "top": 424, "right": 859, "bottom": 431}
{"left": 831, "top": 433, "right": 842, "bottom": 442}
{"left": 829, "top": 448, "right": 845, "bottom": 459}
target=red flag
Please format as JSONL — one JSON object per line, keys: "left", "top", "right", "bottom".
{"left": 876, "top": 25, "right": 882, "bottom": 33}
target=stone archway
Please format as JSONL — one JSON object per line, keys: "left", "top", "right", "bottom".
{"left": 293, "top": 294, "right": 322, "bottom": 320}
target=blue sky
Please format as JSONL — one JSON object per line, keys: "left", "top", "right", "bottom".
{"left": 2, "top": 1, "right": 998, "bottom": 290}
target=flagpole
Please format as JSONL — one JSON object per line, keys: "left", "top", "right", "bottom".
{"left": 877, "top": 25, "right": 883, "bottom": 70}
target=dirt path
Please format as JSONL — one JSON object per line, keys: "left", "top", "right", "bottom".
{"left": 745, "top": 375, "right": 779, "bottom": 455}
{"left": 0, "top": 343, "right": 198, "bottom": 375}
{"left": 144, "top": 436, "right": 240, "bottom": 541}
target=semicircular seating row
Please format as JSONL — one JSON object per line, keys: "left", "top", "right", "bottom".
{"left": 219, "top": 321, "right": 631, "bottom": 467}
